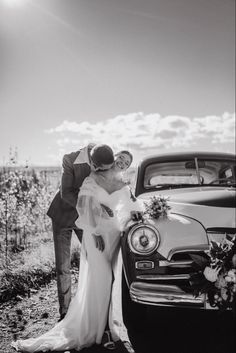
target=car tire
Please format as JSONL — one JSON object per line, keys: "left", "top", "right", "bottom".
{"left": 121, "top": 269, "right": 148, "bottom": 333}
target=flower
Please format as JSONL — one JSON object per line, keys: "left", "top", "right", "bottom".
{"left": 203, "top": 266, "right": 219, "bottom": 282}
{"left": 215, "top": 275, "right": 227, "bottom": 288}
{"left": 143, "top": 196, "right": 171, "bottom": 220}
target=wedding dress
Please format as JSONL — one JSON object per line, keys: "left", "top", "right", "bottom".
{"left": 12, "top": 176, "right": 141, "bottom": 352}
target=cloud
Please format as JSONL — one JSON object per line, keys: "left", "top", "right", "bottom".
{"left": 45, "top": 112, "right": 235, "bottom": 164}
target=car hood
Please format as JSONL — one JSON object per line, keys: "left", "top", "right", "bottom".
{"left": 138, "top": 186, "right": 236, "bottom": 229}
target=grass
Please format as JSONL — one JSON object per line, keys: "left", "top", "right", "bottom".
{"left": 0, "top": 232, "right": 81, "bottom": 303}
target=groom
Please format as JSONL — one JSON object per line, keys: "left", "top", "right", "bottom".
{"left": 47, "top": 143, "right": 115, "bottom": 320}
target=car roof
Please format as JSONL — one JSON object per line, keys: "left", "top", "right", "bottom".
{"left": 138, "top": 151, "right": 236, "bottom": 167}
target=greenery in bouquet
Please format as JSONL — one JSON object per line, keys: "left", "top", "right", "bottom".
{"left": 143, "top": 195, "right": 171, "bottom": 220}
{"left": 190, "top": 235, "right": 236, "bottom": 311}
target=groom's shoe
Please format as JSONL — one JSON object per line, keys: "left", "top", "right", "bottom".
{"left": 58, "top": 313, "right": 66, "bottom": 322}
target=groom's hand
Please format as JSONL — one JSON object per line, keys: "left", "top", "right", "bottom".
{"left": 131, "top": 211, "right": 143, "bottom": 222}
{"left": 92, "top": 234, "right": 105, "bottom": 252}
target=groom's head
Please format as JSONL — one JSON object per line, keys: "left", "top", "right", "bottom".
{"left": 90, "top": 144, "right": 114, "bottom": 171}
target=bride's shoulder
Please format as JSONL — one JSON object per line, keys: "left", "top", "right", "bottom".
{"left": 111, "top": 179, "right": 130, "bottom": 194}
{"left": 82, "top": 174, "right": 94, "bottom": 184}
{"left": 81, "top": 174, "right": 98, "bottom": 191}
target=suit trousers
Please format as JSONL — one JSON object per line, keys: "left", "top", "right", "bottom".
{"left": 52, "top": 221, "right": 82, "bottom": 316}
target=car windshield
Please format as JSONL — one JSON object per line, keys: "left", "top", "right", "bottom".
{"left": 143, "top": 158, "right": 236, "bottom": 190}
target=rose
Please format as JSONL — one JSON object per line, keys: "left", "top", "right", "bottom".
{"left": 203, "top": 266, "right": 219, "bottom": 282}
{"left": 225, "top": 276, "right": 233, "bottom": 283}
{"left": 215, "top": 275, "right": 227, "bottom": 288}
{"left": 227, "top": 269, "right": 236, "bottom": 283}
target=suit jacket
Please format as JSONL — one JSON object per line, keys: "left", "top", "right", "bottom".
{"left": 47, "top": 150, "right": 91, "bottom": 228}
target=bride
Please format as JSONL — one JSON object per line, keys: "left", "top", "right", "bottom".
{"left": 12, "top": 150, "right": 142, "bottom": 352}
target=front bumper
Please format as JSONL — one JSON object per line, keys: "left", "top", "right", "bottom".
{"left": 130, "top": 281, "right": 206, "bottom": 308}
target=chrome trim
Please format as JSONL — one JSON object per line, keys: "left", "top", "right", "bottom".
{"left": 127, "top": 223, "right": 160, "bottom": 256}
{"left": 207, "top": 231, "right": 227, "bottom": 243}
{"left": 130, "top": 282, "right": 205, "bottom": 307}
{"left": 136, "top": 274, "right": 191, "bottom": 280}
{"left": 207, "top": 231, "right": 228, "bottom": 235}
{"left": 168, "top": 245, "right": 209, "bottom": 261}
{"left": 159, "top": 260, "right": 193, "bottom": 267}
{"left": 135, "top": 261, "right": 154, "bottom": 269}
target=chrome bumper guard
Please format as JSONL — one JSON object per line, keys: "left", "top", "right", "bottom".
{"left": 130, "top": 282, "right": 206, "bottom": 307}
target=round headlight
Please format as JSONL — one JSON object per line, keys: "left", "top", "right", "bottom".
{"left": 128, "top": 224, "right": 160, "bottom": 255}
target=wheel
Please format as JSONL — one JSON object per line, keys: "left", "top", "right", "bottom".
{"left": 121, "top": 270, "right": 147, "bottom": 333}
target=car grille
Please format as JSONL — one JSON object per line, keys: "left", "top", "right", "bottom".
{"left": 130, "top": 282, "right": 206, "bottom": 307}
{"left": 137, "top": 274, "right": 191, "bottom": 280}
{"left": 135, "top": 250, "right": 207, "bottom": 291}
{"left": 131, "top": 250, "right": 209, "bottom": 307}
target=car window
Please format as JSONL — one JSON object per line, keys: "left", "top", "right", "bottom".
{"left": 198, "top": 160, "right": 235, "bottom": 185}
{"left": 144, "top": 160, "right": 198, "bottom": 187}
{"left": 143, "top": 158, "right": 236, "bottom": 189}
{"left": 149, "top": 174, "right": 199, "bottom": 185}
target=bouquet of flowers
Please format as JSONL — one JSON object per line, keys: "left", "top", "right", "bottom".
{"left": 190, "top": 235, "right": 236, "bottom": 311}
{"left": 143, "top": 195, "right": 171, "bottom": 220}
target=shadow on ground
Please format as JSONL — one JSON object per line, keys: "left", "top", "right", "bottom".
{"left": 32, "top": 340, "right": 133, "bottom": 353}
{"left": 126, "top": 306, "right": 235, "bottom": 353}
{"left": 80, "top": 340, "right": 133, "bottom": 353}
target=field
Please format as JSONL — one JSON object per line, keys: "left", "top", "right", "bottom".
{"left": 0, "top": 167, "right": 59, "bottom": 250}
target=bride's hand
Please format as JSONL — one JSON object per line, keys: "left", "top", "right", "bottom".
{"left": 92, "top": 234, "right": 105, "bottom": 251}
{"left": 131, "top": 211, "right": 143, "bottom": 221}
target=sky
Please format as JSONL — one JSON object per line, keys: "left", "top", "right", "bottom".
{"left": 0, "top": 0, "right": 235, "bottom": 166}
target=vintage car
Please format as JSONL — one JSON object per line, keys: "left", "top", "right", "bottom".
{"left": 121, "top": 151, "right": 236, "bottom": 329}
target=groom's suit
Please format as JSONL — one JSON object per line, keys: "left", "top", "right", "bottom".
{"left": 47, "top": 147, "right": 92, "bottom": 317}
{"left": 47, "top": 151, "right": 91, "bottom": 228}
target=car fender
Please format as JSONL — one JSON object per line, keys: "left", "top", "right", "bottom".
{"left": 169, "top": 202, "right": 236, "bottom": 229}
{"left": 147, "top": 213, "right": 209, "bottom": 260}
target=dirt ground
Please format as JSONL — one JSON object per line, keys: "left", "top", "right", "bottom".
{"left": 0, "top": 256, "right": 133, "bottom": 353}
